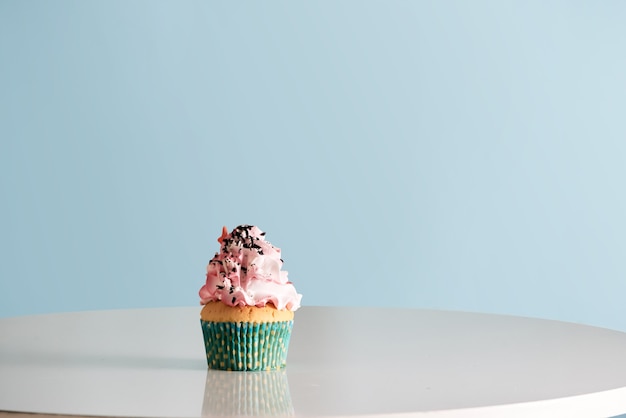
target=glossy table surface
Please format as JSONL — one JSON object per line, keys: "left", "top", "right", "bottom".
{"left": 1, "top": 306, "right": 626, "bottom": 417}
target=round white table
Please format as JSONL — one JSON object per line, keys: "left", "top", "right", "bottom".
{"left": 1, "top": 307, "right": 626, "bottom": 418}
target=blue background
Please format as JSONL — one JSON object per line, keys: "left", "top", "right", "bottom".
{"left": 2, "top": 1, "right": 626, "bottom": 331}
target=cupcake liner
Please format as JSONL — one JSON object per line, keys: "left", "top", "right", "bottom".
{"left": 201, "top": 320, "right": 293, "bottom": 371}
{"left": 202, "top": 369, "right": 294, "bottom": 416}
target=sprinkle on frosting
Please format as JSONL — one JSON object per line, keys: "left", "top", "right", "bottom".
{"left": 199, "top": 225, "right": 302, "bottom": 311}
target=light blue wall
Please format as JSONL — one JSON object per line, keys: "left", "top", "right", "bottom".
{"left": 2, "top": 1, "right": 626, "bottom": 330}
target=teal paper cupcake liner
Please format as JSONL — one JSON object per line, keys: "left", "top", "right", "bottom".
{"left": 200, "top": 320, "right": 293, "bottom": 371}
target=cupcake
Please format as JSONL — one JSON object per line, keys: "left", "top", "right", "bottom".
{"left": 199, "top": 225, "right": 302, "bottom": 371}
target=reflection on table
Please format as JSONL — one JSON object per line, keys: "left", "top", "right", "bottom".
{"left": 202, "top": 369, "right": 294, "bottom": 417}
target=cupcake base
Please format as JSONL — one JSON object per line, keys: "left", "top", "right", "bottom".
{"left": 201, "top": 320, "right": 293, "bottom": 371}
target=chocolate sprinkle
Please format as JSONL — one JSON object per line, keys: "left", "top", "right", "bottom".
{"left": 225, "top": 225, "right": 266, "bottom": 256}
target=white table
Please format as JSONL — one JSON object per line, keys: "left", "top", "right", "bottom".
{"left": 1, "top": 306, "right": 626, "bottom": 417}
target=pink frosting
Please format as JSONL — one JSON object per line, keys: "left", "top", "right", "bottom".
{"left": 199, "top": 225, "right": 302, "bottom": 311}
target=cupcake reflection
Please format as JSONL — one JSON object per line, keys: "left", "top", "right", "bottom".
{"left": 202, "top": 369, "right": 295, "bottom": 417}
